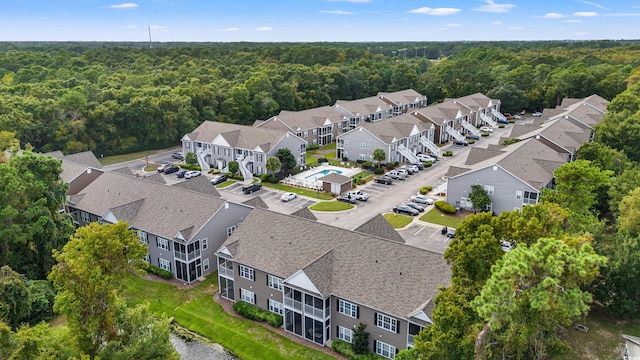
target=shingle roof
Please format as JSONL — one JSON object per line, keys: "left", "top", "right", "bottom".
{"left": 348, "top": 113, "right": 432, "bottom": 144}
{"left": 60, "top": 160, "right": 93, "bottom": 183}
{"left": 291, "top": 207, "right": 317, "bottom": 220}
{"left": 445, "top": 166, "right": 472, "bottom": 178}
{"left": 378, "top": 89, "right": 427, "bottom": 106}
{"left": 319, "top": 173, "right": 351, "bottom": 184}
{"left": 70, "top": 171, "right": 228, "bottom": 241}
{"left": 334, "top": 96, "right": 393, "bottom": 116}
{"left": 61, "top": 151, "right": 103, "bottom": 168}
{"left": 465, "top": 148, "right": 506, "bottom": 166}
{"left": 243, "top": 196, "right": 269, "bottom": 209}
{"left": 259, "top": 106, "right": 345, "bottom": 132}
{"left": 143, "top": 172, "right": 167, "bottom": 184}
{"left": 185, "top": 121, "right": 294, "bottom": 152}
{"left": 354, "top": 214, "right": 405, "bottom": 243}
{"left": 110, "top": 167, "right": 135, "bottom": 176}
{"left": 453, "top": 92, "right": 493, "bottom": 110}
{"left": 172, "top": 176, "right": 221, "bottom": 197}
{"left": 413, "top": 102, "right": 464, "bottom": 125}
{"left": 219, "top": 208, "right": 450, "bottom": 320}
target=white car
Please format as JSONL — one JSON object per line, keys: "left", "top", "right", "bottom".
{"left": 532, "top": 112, "right": 542, "bottom": 117}
{"left": 410, "top": 195, "right": 434, "bottom": 205}
{"left": 281, "top": 192, "right": 297, "bottom": 202}
{"left": 479, "top": 126, "right": 493, "bottom": 133}
{"left": 417, "top": 154, "right": 436, "bottom": 163}
{"left": 500, "top": 240, "right": 516, "bottom": 252}
{"left": 184, "top": 170, "right": 201, "bottom": 179}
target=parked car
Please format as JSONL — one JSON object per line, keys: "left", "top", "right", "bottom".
{"left": 374, "top": 176, "right": 393, "bottom": 185}
{"left": 346, "top": 190, "right": 369, "bottom": 201}
{"left": 184, "top": 170, "right": 201, "bottom": 179}
{"left": 242, "top": 182, "right": 262, "bottom": 194}
{"left": 393, "top": 205, "right": 419, "bottom": 216}
{"left": 176, "top": 170, "right": 188, "bottom": 178}
{"left": 409, "top": 162, "right": 424, "bottom": 170}
{"left": 397, "top": 168, "right": 410, "bottom": 177}
{"left": 479, "top": 126, "right": 494, "bottom": 133}
{"left": 532, "top": 111, "right": 542, "bottom": 117}
{"left": 386, "top": 171, "right": 406, "bottom": 180}
{"left": 163, "top": 164, "right": 180, "bottom": 174}
{"left": 404, "top": 202, "right": 425, "bottom": 212}
{"left": 446, "top": 228, "right": 456, "bottom": 238}
{"left": 411, "top": 195, "right": 434, "bottom": 205}
{"left": 336, "top": 195, "right": 357, "bottom": 204}
{"left": 157, "top": 162, "right": 173, "bottom": 172}
{"left": 210, "top": 174, "right": 228, "bottom": 185}
{"left": 513, "top": 115, "right": 521, "bottom": 120}
{"left": 500, "top": 240, "right": 516, "bottom": 252}
{"left": 281, "top": 192, "right": 297, "bottom": 202}
{"left": 521, "top": 110, "right": 526, "bottom": 115}
{"left": 453, "top": 140, "right": 469, "bottom": 146}
{"left": 172, "top": 151, "right": 184, "bottom": 160}
{"left": 497, "top": 118, "right": 509, "bottom": 124}
{"left": 466, "top": 134, "right": 480, "bottom": 140}
{"left": 417, "top": 154, "right": 437, "bottom": 163}
{"left": 402, "top": 165, "right": 419, "bottom": 174}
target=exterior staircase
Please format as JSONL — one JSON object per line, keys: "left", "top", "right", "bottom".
{"left": 236, "top": 154, "right": 253, "bottom": 181}
{"left": 420, "top": 136, "right": 441, "bottom": 156}
{"left": 396, "top": 143, "right": 419, "bottom": 163}
{"left": 445, "top": 126, "right": 466, "bottom": 142}
{"left": 461, "top": 120, "right": 480, "bottom": 136}
{"left": 480, "top": 113, "right": 497, "bottom": 127}
{"left": 491, "top": 108, "right": 507, "bottom": 121}
{"left": 196, "top": 148, "right": 210, "bottom": 172}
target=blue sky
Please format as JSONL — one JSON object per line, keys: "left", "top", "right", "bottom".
{"left": 1, "top": 0, "right": 639, "bottom": 42}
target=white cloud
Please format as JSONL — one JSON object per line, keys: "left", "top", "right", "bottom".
{"left": 565, "top": 19, "right": 583, "bottom": 23}
{"left": 223, "top": 27, "right": 241, "bottom": 32}
{"left": 542, "top": 13, "right": 564, "bottom": 18}
{"left": 256, "top": 26, "right": 273, "bottom": 32}
{"left": 409, "top": 7, "right": 461, "bottom": 15}
{"left": 474, "top": 0, "right": 515, "bottom": 13}
{"left": 574, "top": 11, "right": 598, "bottom": 16}
{"left": 446, "top": 23, "right": 462, "bottom": 28}
{"left": 108, "top": 3, "right": 138, "bottom": 9}
{"left": 321, "top": 10, "right": 353, "bottom": 15}
{"left": 493, "top": 20, "right": 502, "bottom": 25}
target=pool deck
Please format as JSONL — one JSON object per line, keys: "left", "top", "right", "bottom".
{"left": 292, "top": 163, "right": 360, "bottom": 181}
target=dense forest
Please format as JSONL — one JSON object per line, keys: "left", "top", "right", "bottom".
{"left": 1, "top": 40, "right": 639, "bottom": 156}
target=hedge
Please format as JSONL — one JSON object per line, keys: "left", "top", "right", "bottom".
{"left": 443, "top": 151, "right": 453, "bottom": 157}
{"left": 423, "top": 160, "right": 433, "bottom": 167}
{"left": 420, "top": 186, "right": 433, "bottom": 195}
{"left": 232, "top": 301, "right": 283, "bottom": 328}
{"left": 143, "top": 262, "right": 173, "bottom": 279}
{"left": 481, "top": 131, "right": 490, "bottom": 137}
{"left": 178, "top": 163, "right": 201, "bottom": 171}
{"left": 331, "top": 340, "right": 379, "bottom": 360}
{"left": 307, "top": 144, "right": 320, "bottom": 151}
{"left": 468, "top": 140, "right": 476, "bottom": 144}
{"left": 435, "top": 200, "right": 457, "bottom": 214}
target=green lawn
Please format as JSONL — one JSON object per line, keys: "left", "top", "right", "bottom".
{"left": 309, "top": 201, "right": 354, "bottom": 211}
{"left": 215, "top": 180, "right": 236, "bottom": 188}
{"left": 262, "top": 182, "right": 334, "bottom": 200}
{"left": 383, "top": 213, "right": 414, "bottom": 228}
{"left": 419, "top": 208, "right": 465, "bottom": 228}
{"left": 120, "top": 273, "right": 335, "bottom": 360}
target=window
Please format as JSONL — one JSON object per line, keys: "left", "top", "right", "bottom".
{"left": 338, "top": 326, "right": 353, "bottom": 343}
{"left": 298, "top": 144, "right": 306, "bottom": 153}
{"left": 360, "top": 142, "right": 367, "bottom": 149}
{"left": 339, "top": 299, "right": 358, "bottom": 318}
{"left": 202, "top": 238, "right": 208, "bottom": 250}
{"left": 239, "top": 265, "right": 254, "bottom": 281}
{"left": 515, "top": 190, "right": 523, "bottom": 200}
{"left": 312, "top": 129, "right": 317, "bottom": 135}
{"left": 268, "top": 299, "right": 284, "bottom": 315}
{"left": 484, "top": 185, "right": 494, "bottom": 195}
{"left": 523, "top": 191, "right": 538, "bottom": 205}
{"left": 157, "top": 237, "right": 170, "bottom": 251}
{"left": 203, "top": 259, "right": 209, "bottom": 271}
{"left": 303, "top": 131, "right": 309, "bottom": 137}
{"left": 343, "top": 140, "right": 349, "bottom": 147}
{"left": 158, "top": 258, "right": 171, "bottom": 272}
{"left": 241, "top": 289, "right": 255, "bottom": 304}
{"left": 227, "top": 225, "right": 236, "bottom": 238}
{"left": 358, "top": 154, "right": 365, "bottom": 161}
{"left": 256, "top": 154, "right": 263, "bottom": 162}
{"left": 138, "top": 230, "right": 148, "bottom": 244}
{"left": 268, "top": 274, "right": 283, "bottom": 291}
{"left": 377, "top": 313, "right": 398, "bottom": 333}
{"left": 80, "top": 211, "right": 90, "bottom": 223}
{"left": 376, "top": 341, "right": 396, "bottom": 359}
{"left": 143, "top": 253, "right": 150, "bottom": 263}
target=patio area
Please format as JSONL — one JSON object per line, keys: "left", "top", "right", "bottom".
{"left": 282, "top": 163, "right": 360, "bottom": 189}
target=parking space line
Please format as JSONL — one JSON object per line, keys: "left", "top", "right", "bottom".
{"left": 413, "top": 225, "right": 426, "bottom": 236}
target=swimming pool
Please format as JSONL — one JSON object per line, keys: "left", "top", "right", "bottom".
{"left": 304, "top": 168, "right": 343, "bottom": 181}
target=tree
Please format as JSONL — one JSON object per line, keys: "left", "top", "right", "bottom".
{"left": 608, "top": 167, "right": 640, "bottom": 217}
{"left": 618, "top": 187, "right": 640, "bottom": 235}
{"left": 471, "top": 237, "right": 606, "bottom": 359}
{"left": 277, "top": 148, "right": 297, "bottom": 175}
{"left": 228, "top": 161, "right": 239, "bottom": 177}
{"left": 0, "top": 266, "right": 31, "bottom": 329}
{"left": 48, "top": 221, "right": 147, "bottom": 357}
{"left": 372, "top": 148, "right": 386, "bottom": 168}
{"left": 469, "top": 184, "right": 491, "bottom": 213}
{"left": 265, "top": 156, "right": 281, "bottom": 176}
{"left": 185, "top": 151, "right": 197, "bottom": 165}
{"left": 352, "top": 323, "right": 369, "bottom": 355}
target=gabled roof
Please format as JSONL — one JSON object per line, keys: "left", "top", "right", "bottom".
{"left": 453, "top": 92, "right": 494, "bottom": 110}
{"left": 377, "top": 89, "right": 427, "bottom": 106}
{"left": 59, "top": 151, "right": 103, "bottom": 168}
{"left": 218, "top": 208, "right": 450, "bottom": 320}
{"left": 243, "top": 196, "right": 269, "bottom": 209}
{"left": 509, "top": 116, "right": 593, "bottom": 154}
{"left": 60, "top": 160, "right": 97, "bottom": 183}
{"left": 354, "top": 214, "right": 405, "bottom": 243}
{"left": 172, "top": 176, "right": 221, "bottom": 197}
{"left": 185, "top": 121, "right": 298, "bottom": 152}
{"left": 258, "top": 106, "right": 345, "bottom": 132}
{"left": 319, "top": 173, "right": 351, "bottom": 184}
{"left": 465, "top": 148, "right": 506, "bottom": 166}
{"left": 69, "top": 171, "right": 229, "bottom": 241}
{"left": 334, "top": 96, "right": 393, "bottom": 117}
{"left": 546, "top": 94, "right": 609, "bottom": 129}
{"left": 143, "top": 172, "right": 167, "bottom": 184}
{"left": 291, "top": 207, "right": 317, "bottom": 220}
{"left": 110, "top": 166, "right": 135, "bottom": 176}
{"left": 412, "top": 102, "right": 465, "bottom": 125}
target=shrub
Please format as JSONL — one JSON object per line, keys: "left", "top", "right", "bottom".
{"left": 362, "top": 161, "right": 372, "bottom": 169}
{"left": 268, "top": 175, "right": 279, "bottom": 183}
{"left": 481, "top": 131, "right": 490, "bottom": 137}
{"left": 423, "top": 160, "right": 433, "bottom": 167}
{"left": 307, "top": 143, "right": 320, "bottom": 151}
{"left": 468, "top": 140, "right": 476, "bottom": 144}
{"left": 508, "top": 119, "right": 516, "bottom": 123}
{"left": 435, "top": 200, "right": 457, "bottom": 214}
{"left": 420, "top": 186, "right": 433, "bottom": 195}
{"left": 342, "top": 156, "right": 348, "bottom": 161}
{"left": 260, "top": 173, "right": 271, "bottom": 182}
{"left": 374, "top": 168, "right": 384, "bottom": 175}
{"left": 143, "top": 262, "right": 173, "bottom": 279}
{"left": 502, "top": 138, "right": 522, "bottom": 146}
{"left": 233, "top": 301, "right": 283, "bottom": 328}
{"left": 178, "top": 163, "right": 202, "bottom": 171}
{"left": 318, "top": 157, "right": 329, "bottom": 164}
{"left": 499, "top": 124, "right": 506, "bottom": 128}
{"left": 443, "top": 151, "right": 453, "bottom": 157}
{"left": 386, "top": 162, "right": 398, "bottom": 170}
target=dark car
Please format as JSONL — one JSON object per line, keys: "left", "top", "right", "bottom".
{"left": 453, "top": 140, "right": 469, "bottom": 146}
{"left": 374, "top": 176, "right": 393, "bottom": 185}
{"left": 176, "top": 170, "right": 188, "bottom": 178}
{"left": 337, "top": 195, "right": 357, "bottom": 204}
{"left": 163, "top": 164, "right": 180, "bottom": 174}
{"left": 393, "top": 205, "right": 419, "bottom": 216}
{"left": 404, "top": 202, "right": 425, "bottom": 212}
{"left": 497, "top": 118, "right": 509, "bottom": 124}
{"left": 242, "top": 182, "right": 262, "bottom": 194}
{"left": 157, "top": 162, "right": 172, "bottom": 172}
{"left": 466, "top": 134, "right": 480, "bottom": 140}
{"left": 210, "top": 174, "right": 228, "bottom": 185}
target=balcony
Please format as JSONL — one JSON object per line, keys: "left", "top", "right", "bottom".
{"left": 218, "top": 266, "right": 234, "bottom": 278}
{"left": 284, "top": 297, "right": 302, "bottom": 311}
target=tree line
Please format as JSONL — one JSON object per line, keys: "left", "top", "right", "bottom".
{"left": 0, "top": 41, "right": 638, "bottom": 156}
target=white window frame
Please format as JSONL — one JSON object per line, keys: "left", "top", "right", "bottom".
{"left": 359, "top": 154, "right": 366, "bottom": 161}
{"left": 377, "top": 313, "right": 397, "bottom": 333}
{"left": 303, "top": 130, "right": 309, "bottom": 137}
{"left": 241, "top": 289, "right": 255, "bottom": 304}
{"left": 227, "top": 225, "right": 236, "bottom": 238}
{"left": 203, "top": 258, "right": 209, "bottom": 271}
{"left": 202, "top": 238, "right": 208, "bottom": 250}
{"left": 360, "top": 142, "right": 366, "bottom": 149}
{"left": 376, "top": 341, "right": 396, "bottom": 359}
{"left": 143, "top": 253, "right": 150, "bottom": 263}
{"left": 338, "top": 326, "right": 354, "bottom": 343}
{"left": 157, "top": 237, "right": 170, "bottom": 251}
{"left": 484, "top": 185, "right": 494, "bottom": 195}
{"left": 138, "top": 230, "right": 148, "bottom": 244}
{"left": 268, "top": 274, "right": 283, "bottom": 291}
{"left": 515, "top": 190, "right": 523, "bottom": 200}
{"left": 312, "top": 128, "right": 317, "bottom": 135}
{"left": 158, "top": 258, "right": 171, "bottom": 271}
{"left": 268, "top": 299, "right": 284, "bottom": 315}
{"left": 80, "top": 211, "right": 90, "bottom": 222}
{"left": 239, "top": 265, "right": 254, "bottom": 281}
{"left": 339, "top": 299, "right": 358, "bottom": 318}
